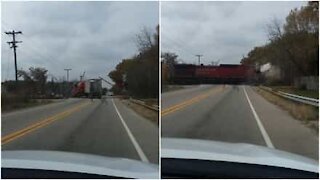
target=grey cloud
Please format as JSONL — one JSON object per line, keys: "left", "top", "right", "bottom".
{"left": 161, "top": 1, "right": 306, "bottom": 65}
{"left": 2, "top": 1, "right": 158, "bottom": 86}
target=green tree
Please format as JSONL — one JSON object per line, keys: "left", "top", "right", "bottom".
{"left": 109, "top": 25, "right": 159, "bottom": 98}
{"left": 242, "top": 2, "right": 318, "bottom": 85}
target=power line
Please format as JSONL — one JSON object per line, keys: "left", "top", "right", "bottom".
{"left": 17, "top": 47, "right": 45, "bottom": 65}
{"left": 20, "top": 37, "right": 61, "bottom": 68}
{"left": 22, "top": 36, "right": 58, "bottom": 63}
{"left": 161, "top": 41, "right": 190, "bottom": 57}
{"left": 5, "top": 30, "right": 22, "bottom": 82}
{"left": 162, "top": 35, "right": 195, "bottom": 57}
{"left": 2, "top": 23, "right": 12, "bottom": 80}
{"left": 2, "top": 23, "right": 62, "bottom": 80}
{"left": 162, "top": 34, "right": 194, "bottom": 50}
{"left": 4, "top": 47, "right": 11, "bottom": 81}
{"left": 162, "top": 39, "right": 197, "bottom": 64}
{"left": 2, "top": 21, "right": 61, "bottom": 68}
{"left": 163, "top": 36, "right": 206, "bottom": 65}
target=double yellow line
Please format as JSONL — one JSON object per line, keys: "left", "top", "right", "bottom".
{"left": 2, "top": 101, "right": 91, "bottom": 145}
{"left": 161, "top": 86, "right": 224, "bottom": 116}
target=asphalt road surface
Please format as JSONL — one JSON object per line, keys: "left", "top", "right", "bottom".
{"left": 162, "top": 85, "right": 318, "bottom": 160}
{"left": 2, "top": 97, "right": 159, "bottom": 164}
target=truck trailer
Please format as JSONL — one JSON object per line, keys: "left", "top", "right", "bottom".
{"left": 72, "top": 79, "right": 102, "bottom": 98}
{"left": 85, "top": 79, "right": 102, "bottom": 98}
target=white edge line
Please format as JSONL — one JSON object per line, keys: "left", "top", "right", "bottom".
{"left": 111, "top": 99, "right": 149, "bottom": 163}
{"left": 243, "top": 86, "right": 275, "bottom": 149}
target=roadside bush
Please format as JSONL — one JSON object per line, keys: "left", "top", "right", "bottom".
{"left": 1, "top": 93, "right": 33, "bottom": 112}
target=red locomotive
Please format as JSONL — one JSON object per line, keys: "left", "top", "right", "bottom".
{"left": 173, "top": 64, "right": 257, "bottom": 84}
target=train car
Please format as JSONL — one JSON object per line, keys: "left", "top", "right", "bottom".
{"left": 195, "top": 64, "right": 256, "bottom": 84}
{"left": 173, "top": 63, "right": 256, "bottom": 84}
{"left": 173, "top": 64, "right": 197, "bottom": 84}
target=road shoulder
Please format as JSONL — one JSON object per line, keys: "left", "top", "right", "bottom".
{"left": 246, "top": 86, "right": 318, "bottom": 160}
{"left": 113, "top": 98, "right": 159, "bottom": 164}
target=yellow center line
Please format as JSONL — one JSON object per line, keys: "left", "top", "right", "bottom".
{"left": 2, "top": 101, "right": 91, "bottom": 145}
{"left": 161, "top": 85, "right": 225, "bottom": 116}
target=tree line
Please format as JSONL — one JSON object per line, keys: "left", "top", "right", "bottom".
{"left": 16, "top": 67, "right": 48, "bottom": 95}
{"left": 161, "top": 52, "right": 178, "bottom": 89}
{"left": 3, "top": 67, "right": 76, "bottom": 99}
{"left": 241, "top": 2, "right": 318, "bottom": 85}
{"left": 108, "top": 26, "right": 159, "bottom": 98}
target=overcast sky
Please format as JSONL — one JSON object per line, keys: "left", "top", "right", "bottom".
{"left": 1, "top": 1, "right": 158, "bottom": 87}
{"left": 161, "top": 1, "right": 306, "bottom": 65}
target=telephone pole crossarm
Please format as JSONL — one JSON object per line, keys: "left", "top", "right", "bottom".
{"left": 195, "top": 54, "right": 203, "bottom": 65}
{"left": 5, "top": 30, "right": 22, "bottom": 82}
{"left": 64, "top": 68, "right": 72, "bottom": 82}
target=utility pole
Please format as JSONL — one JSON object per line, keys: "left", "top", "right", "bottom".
{"left": 64, "top": 69, "right": 71, "bottom": 98}
{"left": 64, "top": 68, "right": 72, "bottom": 82}
{"left": 5, "top": 30, "right": 22, "bottom": 82}
{"left": 195, "top": 54, "right": 203, "bottom": 65}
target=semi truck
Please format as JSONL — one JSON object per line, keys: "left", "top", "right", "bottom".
{"left": 85, "top": 79, "right": 102, "bottom": 98}
{"left": 72, "top": 79, "right": 102, "bottom": 99}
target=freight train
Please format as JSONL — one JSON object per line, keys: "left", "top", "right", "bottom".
{"left": 172, "top": 64, "right": 258, "bottom": 84}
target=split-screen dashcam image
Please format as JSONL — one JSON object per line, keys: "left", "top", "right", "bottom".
{"left": 1, "top": 0, "right": 319, "bottom": 179}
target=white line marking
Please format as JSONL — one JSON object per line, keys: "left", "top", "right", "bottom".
{"left": 243, "top": 86, "right": 275, "bottom": 149}
{"left": 111, "top": 99, "right": 149, "bottom": 163}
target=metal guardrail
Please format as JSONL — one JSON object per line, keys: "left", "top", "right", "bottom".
{"left": 278, "top": 91, "right": 318, "bottom": 107}
{"left": 259, "top": 86, "right": 319, "bottom": 107}
{"left": 129, "top": 98, "right": 159, "bottom": 111}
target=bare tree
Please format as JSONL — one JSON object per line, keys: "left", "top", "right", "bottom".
{"left": 266, "top": 17, "right": 283, "bottom": 42}
{"left": 136, "top": 27, "right": 154, "bottom": 53}
{"left": 109, "top": 26, "right": 159, "bottom": 98}
{"left": 161, "top": 52, "right": 178, "bottom": 83}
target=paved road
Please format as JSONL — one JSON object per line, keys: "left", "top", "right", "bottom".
{"left": 2, "top": 97, "right": 158, "bottom": 164}
{"left": 162, "top": 85, "right": 318, "bottom": 160}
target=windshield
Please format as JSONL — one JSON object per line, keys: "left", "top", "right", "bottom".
{"left": 161, "top": 0, "right": 318, "bottom": 165}
{"left": 1, "top": 0, "right": 319, "bottom": 179}
{"left": 1, "top": 1, "right": 159, "bottom": 178}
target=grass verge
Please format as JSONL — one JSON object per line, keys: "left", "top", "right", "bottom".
{"left": 255, "top": 87, "right": 318, "bottom": 133}
{"left": 121, "top": 99, "right": 158, "bottom": 125}
{"left": 162, "top": 85, "right": 185, "bottom": 93}
{"left": 2, "top": 98, "right": 53, "bottom": 113}
{"left": 270, "top": 86, "right": 318, "bottom": 99}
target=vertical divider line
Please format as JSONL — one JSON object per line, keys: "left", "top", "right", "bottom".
{"left": 158, "top": 1, "right": 162, "bottom": 178}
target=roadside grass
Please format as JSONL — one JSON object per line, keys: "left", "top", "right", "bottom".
{"left": 162, "top": 85, "right": 184, "bottom": 93}
{"left": 270, "top": 86, "right": 319, "bottom": 99}
{"left": 2, "top": 95, "right": 53, "bottom": 113}
{"left": 121, "top": 99, "right": 158, "bottom": 125}
{"left": 144, "top": 99, "right": 158, "bottom": 107}
{"left": 255, "top": 87, "right": 318, "bottom": 133}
